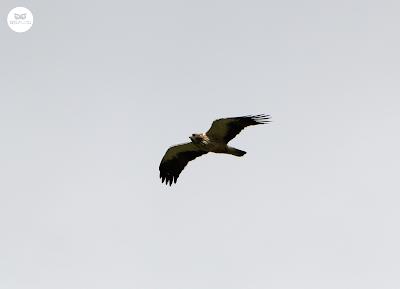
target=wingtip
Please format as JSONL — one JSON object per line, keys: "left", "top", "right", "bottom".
{"left": 160, "top": 175, "right": 176, "bottom": 186}
{"left": 249, "top": 114, "right": 271, "bottom": 124}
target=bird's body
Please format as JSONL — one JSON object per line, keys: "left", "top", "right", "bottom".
{"left": 159, "top": 114, "right": 270, "bottom": 185}
{"left": 190, "top": 133, "right": 245, "bottom": 156}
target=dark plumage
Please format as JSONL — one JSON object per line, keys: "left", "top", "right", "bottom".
{"left": 159, "top": 143, "right": 208, "bottom": 186}
{"left": 159, "top": 114, "right": 271, "bottom": 186}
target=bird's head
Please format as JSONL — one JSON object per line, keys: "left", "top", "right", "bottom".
{"left": 189, "top": 133, "right": 200, "bottom": 143}
{"left": 190, "top": 133, "right": 210, "bottom": 145}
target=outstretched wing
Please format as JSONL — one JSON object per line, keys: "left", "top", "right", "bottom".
{"left": 159, "top": 142, "right": 208, "bottom": 186}
{"left": 206, "top": 114, "right": 271, "bottom": 144}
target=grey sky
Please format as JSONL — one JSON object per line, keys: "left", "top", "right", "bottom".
{"left": 1, "top": 0, "right": 400, "bottom": 288}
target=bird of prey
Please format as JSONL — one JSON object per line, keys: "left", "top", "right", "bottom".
{"left": 159, "top": 114, "right": 271, "bottom": 186}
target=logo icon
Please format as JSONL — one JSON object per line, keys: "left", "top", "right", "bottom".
{"left": 14, "top": 13, "right": 27, "bottom": 20}
{"left": 8, "top": 7, "right": 33, "bottom": 33}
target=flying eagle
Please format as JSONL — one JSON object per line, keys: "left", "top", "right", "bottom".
{"left": 159, "top": 114, "right": 271, "bottom": 186}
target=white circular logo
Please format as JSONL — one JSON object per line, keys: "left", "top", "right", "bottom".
{"left": 8, "top": 7, "right": 33, "bottom": 33}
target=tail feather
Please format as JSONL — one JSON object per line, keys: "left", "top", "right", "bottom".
{"left": 228, "top": 147, "right": 247, "bottom": 157}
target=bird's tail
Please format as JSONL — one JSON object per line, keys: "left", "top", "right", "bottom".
{"left": 227, "top": 147, "right": 247, "bottom": 157}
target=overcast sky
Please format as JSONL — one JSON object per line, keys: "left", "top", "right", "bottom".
{"left": 1, "top": 1, "right": 400, "bottom": 288}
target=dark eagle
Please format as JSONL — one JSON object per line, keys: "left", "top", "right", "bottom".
{"left": 159, "top": 114, "right": 271, "bottom": 186}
